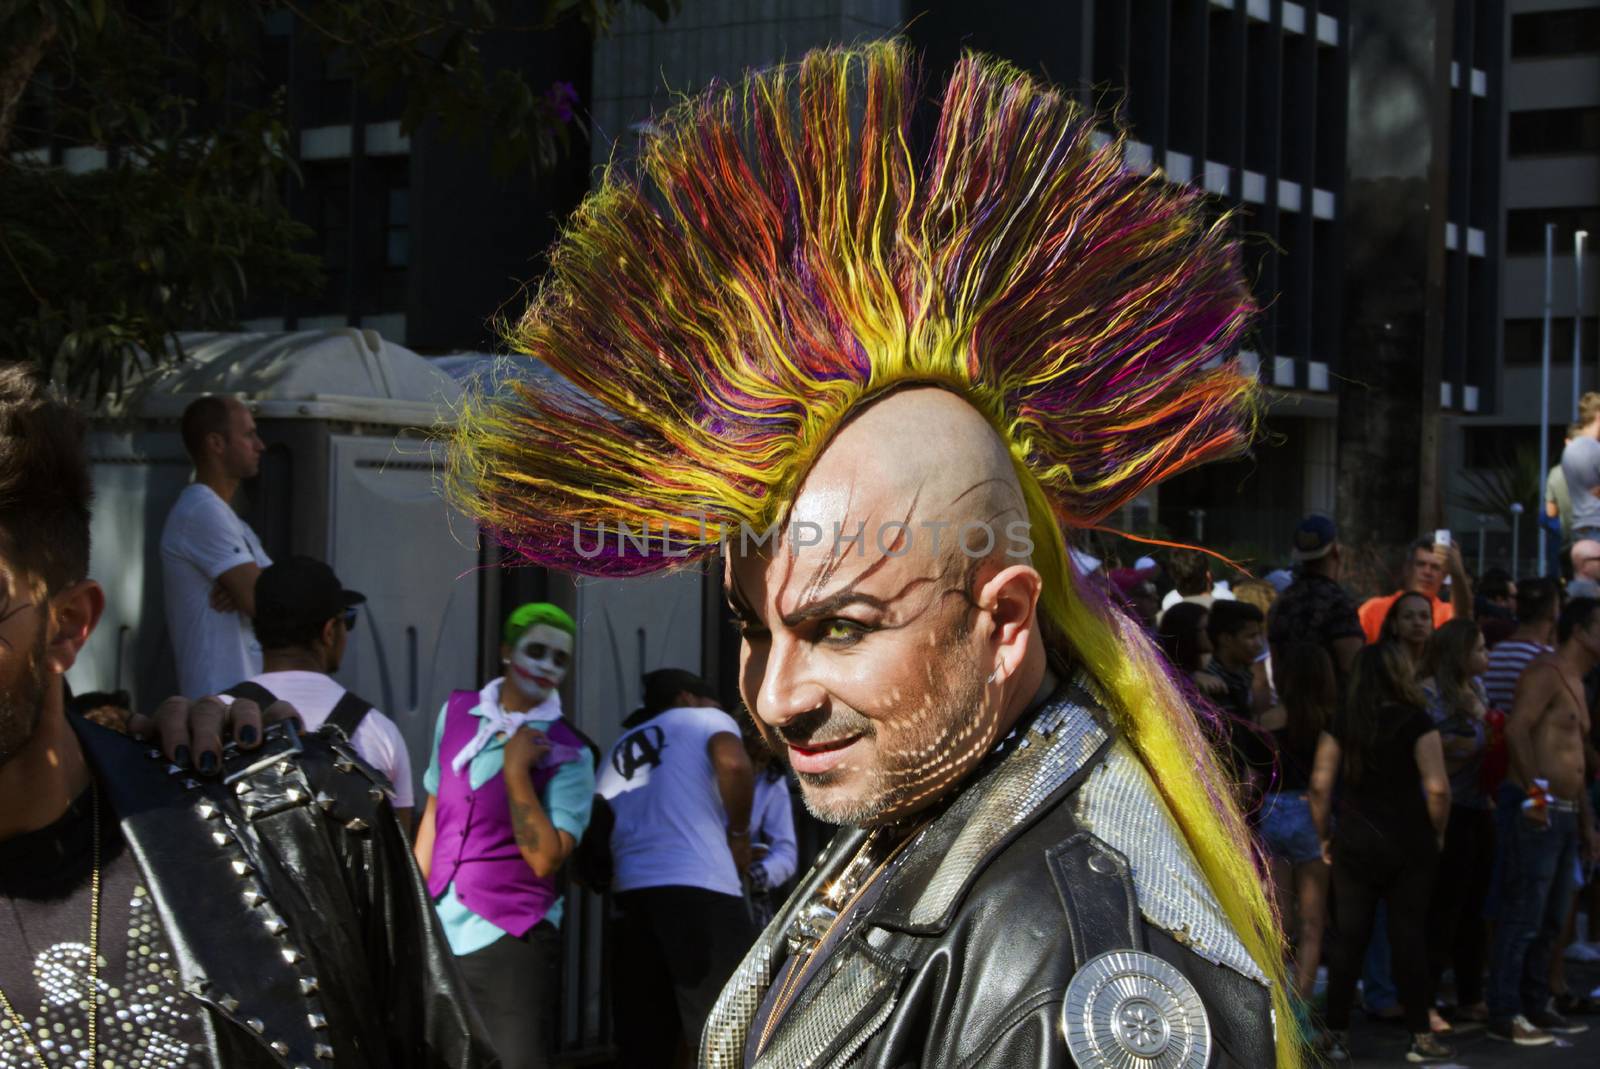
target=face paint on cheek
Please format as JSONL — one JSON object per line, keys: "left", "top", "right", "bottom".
{"left": 516, "top": 647, "right": 566, "bottom": 691}
{"left": 506, "top": 624, "right": 573, "bottom": 700}
{"left": 792, "top": 644, "right": 996, "bottom": 827}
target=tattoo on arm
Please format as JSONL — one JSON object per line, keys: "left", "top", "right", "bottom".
{"left": 510, "top": 795, "right": 542, "bottom": 853}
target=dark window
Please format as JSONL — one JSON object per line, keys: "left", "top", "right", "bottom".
{"left": 364, "top": 158, "right": 410, "bottom": 311}
{"left": 1206, "top": 9, "right": 1240, "bottom": 165}
{"left": 1091, "top": 0, "right": 1127, "bottom": 93}
{"left": 1504, "top": 317, "right": 1600, "bottom": 366}
{"left": 1505, "top": 206, "right": 1600, "bottom": 255}
{"left": 1511, "top": 9, "right": 1600, "bottom": 58}
{"left": 1464, "top": 425, "right": 1539, "bottom": 470}
{"left": 386, "top": 188, "right": 409, "bottom": 269}
{"left": 300, "top": 161, "right": 350, "bottom": 308}
{"left": 1508, "top": 107, "right": 1600, "bottom": 156}
{"left": 1167, "top": 0, "right": 1206, "bottom": 158}
{"left": 309, "top": 47, "right": 353, "bottom": 127}
{"left": 1126, "top": 3, "right": 1168, "bottom": 142}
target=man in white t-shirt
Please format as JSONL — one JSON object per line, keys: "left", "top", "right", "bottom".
{"left": 160, "top": 395, "right": 271, "bottom": 697}
{"left": 595, "top": 668, "right": 754, "bottom": 1069}
{"left": 223, "top": 556, "right": 415, "bottom": 827}
{"left": 1156, "top": 547, "right": 1236, "bottom": 626}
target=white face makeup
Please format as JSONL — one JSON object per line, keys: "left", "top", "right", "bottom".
{"left": 506, "top": 623, "right": 574, "bottom": 703}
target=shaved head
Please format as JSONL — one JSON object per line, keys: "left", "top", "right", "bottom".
{"left": 728, "top": 387, "right": 1050, "bottom": 826}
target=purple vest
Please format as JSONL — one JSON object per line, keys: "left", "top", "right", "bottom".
{"left": 427, "top": 690, "right": 588, "bottom": 936}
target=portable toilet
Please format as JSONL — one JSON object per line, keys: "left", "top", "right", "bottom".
{"left": 433, "top": 351, "right": 721, "bottom": 1056}
{"left": 70, "top": 329, "right": 478, "bottom": 805}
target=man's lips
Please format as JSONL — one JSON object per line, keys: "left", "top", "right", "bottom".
{"left": 785, "top": 734, "right": 864, "bottom": 775}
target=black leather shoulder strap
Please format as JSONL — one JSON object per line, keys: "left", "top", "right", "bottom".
{"left": 224, "top": 680, "right": 279, "bottom": 708}
{"left": 1045, "top": 832, "right": 1144, "bottom": 967}
{"left": 325, "top": 690, "right": 373, "bottom": 740}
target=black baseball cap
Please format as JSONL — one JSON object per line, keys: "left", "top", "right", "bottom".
{"left": 255, "top": 556, "right": 366, "bottom": 630}
{"left": 1291, "top": 515, "right": 1338, "bottom": 562}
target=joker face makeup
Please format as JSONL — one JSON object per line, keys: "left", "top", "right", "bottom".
{"left": 506, "top": 624, "right": 574, "bottom": 703}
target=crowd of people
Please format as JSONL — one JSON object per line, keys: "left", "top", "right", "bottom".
{"left": 17, "top": 381, "right": 1598, "bottom": 1068}
{"left": 7, "top": 387, "right": 797, "bottom": 1069}
{"left": 1129, "top": 511, "right": 1600, "bottom": 1064}
{"left": 11, "top": 370, "right": 1595, "bottom": 1069}
{"left": 20, "top": 37, "right": 1599, "bottom": 1069}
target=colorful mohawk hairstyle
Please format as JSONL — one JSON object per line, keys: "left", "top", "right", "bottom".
{"left": 449, "top": 41, "right": 1300, "bottom": 1066}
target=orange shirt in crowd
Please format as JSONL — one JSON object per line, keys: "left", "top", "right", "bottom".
{"left": 1357, "top": 590, "right": 1455, "bottom": 644}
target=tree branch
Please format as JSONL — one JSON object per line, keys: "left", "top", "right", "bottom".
{"left": 0, "top": 13, "right": 57, "bottom": 155}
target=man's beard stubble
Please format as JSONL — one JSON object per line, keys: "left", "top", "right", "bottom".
{"left": 0, "top": 629, "right": 49, "bottom": 769}
{"left": 778, "top": 643, "right": 994, "bottom": 829}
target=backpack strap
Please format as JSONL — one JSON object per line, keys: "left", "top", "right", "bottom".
{"left": 325, "top": 690, "right": 374, "bottom": 741}
{"left": 224, "top": 680, "right": 279, "bottom": 709}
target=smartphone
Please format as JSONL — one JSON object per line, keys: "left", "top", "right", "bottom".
{"left": 1435, "top": 528, "right": 1452, "bottom": 549}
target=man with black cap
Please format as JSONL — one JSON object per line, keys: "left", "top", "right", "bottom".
{"left": 226, "top": 556, "right": 414, "bottom": 828}
{"left": 1267, "top": 514, "right": 1365, "bottom": 679}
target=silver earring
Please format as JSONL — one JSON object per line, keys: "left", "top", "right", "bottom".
{"left": 987, "top": 666, "right": 1001, "bottom": 684}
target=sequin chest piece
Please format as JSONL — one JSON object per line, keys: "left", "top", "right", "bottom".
{"left": 0, "top": 885, "right": 204, "bottom": 1069}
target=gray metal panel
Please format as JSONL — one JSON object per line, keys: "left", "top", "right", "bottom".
{"left": 560, "top": 566, "right": 708, "bottom": 1047}
{"left": 571, "top": 568, "right": 707, "bottom": 748}
{"left": 325, "top": 434, "right": 479, "bottom": 804}
{"left": 70, "top": 429, "right": 193, "bottom": 710}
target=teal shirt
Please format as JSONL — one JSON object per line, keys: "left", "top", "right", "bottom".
{"left": 423, "top": 680, "right": 596, "bottom": 955}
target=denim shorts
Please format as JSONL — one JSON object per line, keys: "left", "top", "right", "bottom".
{"left": 1259, "top": 790, "right": 1323, "bottom": 865}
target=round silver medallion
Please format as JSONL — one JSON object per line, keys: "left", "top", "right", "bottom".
{"left": 1061, "top": 950, "right": 1211, "bottom": 1069}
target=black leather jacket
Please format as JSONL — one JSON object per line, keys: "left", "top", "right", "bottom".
{"left": 74, "top": 715, "right": 496, "bottom": 1069}
{"left": 700, "top": 677, "right": 1278, "bottom": 1068}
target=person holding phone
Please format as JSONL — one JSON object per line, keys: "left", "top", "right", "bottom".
{"left": 1358, "top": 534, "right": 1473, "bottom": 644}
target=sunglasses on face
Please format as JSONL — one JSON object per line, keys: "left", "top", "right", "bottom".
{"left": 342, "top": 608, "right": 358, "bottom": 632}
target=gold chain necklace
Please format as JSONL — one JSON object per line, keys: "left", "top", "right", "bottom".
{"left": 0, "top": 785, "right": 101, "bottom": 1069}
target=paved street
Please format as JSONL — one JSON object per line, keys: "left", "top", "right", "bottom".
{"left": 1345, "top": 961, "right": 1600, "bottom": 1066}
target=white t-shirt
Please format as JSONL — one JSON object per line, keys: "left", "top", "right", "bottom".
{"left": 159, "top": 484, "right": 271, "bottom": 698}
{"left": 1159, "top": 582, "right": 1237, "bottom": 613}
{"left": 246, "top": 671, "right": 414, "bottom": 808}
{"left": 596, "top": 706, "right": 744, "bottom": 896}
{"left": 751, "top": 772, "right": 798, "bottom": 890}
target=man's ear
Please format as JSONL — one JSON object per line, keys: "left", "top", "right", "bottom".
{"left": 975, "top": 563, "right": 1043, "bottom": 675}
{"left": 45, "top": 580, "right": 105, "bottom": 676}
{"left": 321, "top": 617, "right": 339, "bottom": 649}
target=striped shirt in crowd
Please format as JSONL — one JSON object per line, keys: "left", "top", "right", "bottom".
{"left": 1484, "top": 640, "right": 1552, "bottom": 711}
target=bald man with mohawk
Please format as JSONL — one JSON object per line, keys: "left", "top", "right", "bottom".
{"left": 450, "top": 42, "right": 1299, "bottom": 1069}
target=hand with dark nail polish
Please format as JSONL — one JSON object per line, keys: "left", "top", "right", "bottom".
{"left": 198, "top": 750, "right": 219, "bottom": 775}
{"left": 174, "top": 744, "right": 191, "bottom": 768}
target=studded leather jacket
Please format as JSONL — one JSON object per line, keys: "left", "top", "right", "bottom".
{"left": 699, "top": 676, "right": 1278, "bottom": 1069}
{"left": 73, "top": 715, "right": 495, "bottom": 1069}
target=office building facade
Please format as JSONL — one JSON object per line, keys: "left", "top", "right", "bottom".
{"left": 1449, "top": 0, "right": 1599, "bottom": 574}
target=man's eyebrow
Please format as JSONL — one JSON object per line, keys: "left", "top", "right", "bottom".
{"left": 779, "top": 590, "right": 890, "bottom": 628}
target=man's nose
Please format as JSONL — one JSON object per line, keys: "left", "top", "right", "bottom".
{"left": 757, "top": 636, "right": 826, "bottom": 727}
